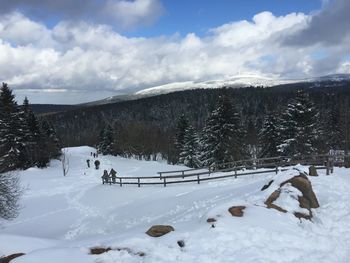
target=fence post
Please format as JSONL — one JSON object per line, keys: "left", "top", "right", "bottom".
{"left": 159, "top": 173, "right": 162, "bottom": 180}
{"left": 234, "top": 167, "right": 237, "bottom": 178}
{"left": 326, "top": 160, "right": 330, "bottom": 175}
{"left": 119, "top": 178, "right": 122, "bottom": 187}
{"left": 138, "top": 178, "right": 140, "bottom": 187}
{"left": 163, "top": 177, "right": 166, "bottom": 187}
{"left": 182, "top": 171, "right": 185, "bottom": 179}
{"left": 331, "top": 161, "right": 334, "bottom": 174}
{"left": 197, "top": 174, "right": 200, "bottom": 184}
{"left": 275, "top": 165, "right": 278, "bottom": 174}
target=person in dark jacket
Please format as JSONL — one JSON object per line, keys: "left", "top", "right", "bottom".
{"left": 109, "top": 168, "right": 117, "bottom": 184}
{"left": 102, "top": 170, "right": 109, "bottom": 184}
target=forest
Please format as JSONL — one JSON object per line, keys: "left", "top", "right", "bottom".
{"left": 43, "top": 80, "right": 350, "bottom": 167}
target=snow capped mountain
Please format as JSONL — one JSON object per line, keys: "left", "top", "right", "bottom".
{"left": 135, "top": 74, "right": 350, "bottom": 96}
{"left": 77, "top": 74, "right": 350, "bottom": 107}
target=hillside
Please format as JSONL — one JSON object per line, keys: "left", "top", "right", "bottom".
{"left": 1, "top": 146, "right": 350, "bottom": 262}
{"left": 43, "top": 82, "right": 350, "bottom": 163}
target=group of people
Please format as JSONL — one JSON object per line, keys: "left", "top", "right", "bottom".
{"left": 102, "top": 168, "right": 117, "bottom": 184}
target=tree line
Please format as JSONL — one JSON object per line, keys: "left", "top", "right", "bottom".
{"left": 0, "top": 83, "right": 61, "bottom": 173}
{"left": 44, "top": 82, "right": 350, "bottom": 165}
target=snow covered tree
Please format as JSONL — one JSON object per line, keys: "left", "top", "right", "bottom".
{"left": 278, "top": 90, "right": 319, "bottom": 157}
{"left": 0, "top": 83, "right": 27, "bottom": 172}
{"left": 319, "top": 104, "right": 342, "bottom": 152}
{"left": 0, "top": 171, "right": 22, "bottom": 220}
{"left": 179, "top": 125, "right": 201, "bottom": 168}
{"left": 258, "top": 112, "right": 280, "bottom": 158}
{"left": 98, "top": 124, "right": 115, "bottom": 155}
{"left": 174, "top": 114, "right": 189, "bottom": 163}
{"left": 200, "top": 94, "right": 245, "bottom": 168}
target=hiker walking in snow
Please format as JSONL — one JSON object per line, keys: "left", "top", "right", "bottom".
{"left": 102, "top": 170, "right": 109, "bottom": 184}
{"left": 109, "top": 168, "right": 117, "bottom": 184}
{"left": 86, "top": 159, "right": 90, "bottom": 168}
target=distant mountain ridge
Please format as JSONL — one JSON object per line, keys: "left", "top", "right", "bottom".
{"left": 31, "top": 73, "right": 350, "bottom": 114}
{"left": 83, "top": 73, "right": 350, "bottom": 106}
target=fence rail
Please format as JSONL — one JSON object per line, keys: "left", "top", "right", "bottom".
{"left": 102, "top": 154, "right": 343, "bottom": 187}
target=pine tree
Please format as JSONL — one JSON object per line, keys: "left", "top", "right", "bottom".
{"left": 258, "top": 112, "right": 280, "bottom": 158}
{"left": 278, "top": 90, "right": 319, "bottom": 157}
{"left": 200, "top": 94, "right": 245, "bottom": 168}
{"left": 179, "top": 125, "right": 201, "bottom": 168}
{"left": 98, "top": 125, "right": 114, "bottom": 155}
{"left": 0, "top": 83, "right": 27, "bottom": 172}
{"left": 320, "top": 104, "right": 342, "bottom": 152}
{"left": 174, "top": 114, "right": 189, "bottom": 163}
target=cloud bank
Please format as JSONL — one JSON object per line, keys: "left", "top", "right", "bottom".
{"left": 0, "top": 0, "right": 164, "bottom": 30}
{"left": 0, "top": 0, "right": 349, "bottom": 104}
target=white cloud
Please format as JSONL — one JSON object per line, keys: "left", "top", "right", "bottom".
{"left": 0, "top": 0, "right": 164, "bottom": 30}
{"left": 0, "top": 3, "right": 349, "bottom": 104}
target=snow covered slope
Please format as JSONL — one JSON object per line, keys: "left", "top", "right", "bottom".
{"left": 135, "top": 73, "right": 350, "bottom": 96}
{"left": 1, "top": 146, "right": 350, "bottom": 262}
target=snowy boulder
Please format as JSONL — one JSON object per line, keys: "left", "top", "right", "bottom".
{"left": 228, "top": 206, "right": 246, "bottom": 217}
{"left": 146, "top": 225, "right": 174, "bottom": 237}
{"left": 264, "top": 173, "right": 319, "bottom": 219}
{"left": 280, "top": 174, "right": 319, "bottom": 209}
{"left": 265, "top": 190, "right": 287, "bottom": 213}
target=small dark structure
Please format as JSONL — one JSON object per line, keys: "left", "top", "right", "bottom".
{"left": 94, "top": 160, "right": 100, "bottom": 170}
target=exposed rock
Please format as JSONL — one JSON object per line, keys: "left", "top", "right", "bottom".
{"left": 228, "top": 206, "right": 246, "bottom": 217}
{"left": 146, "top": 225, "right": 174, "bottom": 237}
{"left": 90, "top": 247, "right": 145, "bottom": 257}
{"left": 0, "top": 253, "right": 25, "bottom": 263}
{"left": 265, "top": 190, "right": 287, "bottom": 213}
{"left": 90, "top": 247, "right": 112, "bottom": 255}
{"left": 294, "top": 212, "right": 312, "bottom": 220}
{"left": 281, "top": 175, "right": 319, "bottom": 209}
{"left": 309, "top": 166, "right": 318, "bottom": 176}
{"left": 264, "top": 174, "right": 319, "bottom": 220}
{"left": 177, "top": 240, "right": 185, "bottom": 248}
{"left": 261, "top": 180, "right": 274, "bottom": 191}
{"left": 207, "top": 218, "right": 217, "bottom": 223}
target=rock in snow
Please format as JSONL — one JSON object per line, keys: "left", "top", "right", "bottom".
{"left": 146, "top": 225, "right": 175, "bottom": 237}
{"left": 228, "top": 206, "right": 246, "bottom": 217}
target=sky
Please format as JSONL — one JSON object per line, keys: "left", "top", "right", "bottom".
{"left": 0, "top": 0, "right": 350, "bottom": 104}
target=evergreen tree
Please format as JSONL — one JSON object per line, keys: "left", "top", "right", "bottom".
{"left": 0, "top": 83, "right": 27, "bottom": 172}
{"left": 174, "top": 114, "right": 189, "bottom": 163}
{"left": 179, "top": 125, "right": 201, "bottom": 168}
{"left": 258, "top": 112, "right": 280, "bottom": 158}
{"left": 38, "top": 119, "right": 61, "bottom": 166}
{"left": 320, "top": 104, "right": 342, "bottom": 152}
{"left": 278, "top": 90, "right": 319, "bottom": 157}
{"left": 200, "top": 94, "right": 245, "bottom": 168}
{"left": 98, "top": 124, "right": 114, "bottom": 155}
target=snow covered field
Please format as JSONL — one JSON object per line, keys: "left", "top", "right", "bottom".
{"left": 1, "top": 146, "right": 350, "bottom": 263}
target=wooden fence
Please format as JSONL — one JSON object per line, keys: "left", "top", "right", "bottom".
{"left": 103, "top": 154, "right": 339, "bottom": 187}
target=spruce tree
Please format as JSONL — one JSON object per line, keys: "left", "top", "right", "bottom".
{"left": 200, "top": 94, "right": 244, "bottom": 168}
{"left": 174, "top": 114, "right": 189, "bottom": 163}
{"left": 258, "top": 112, "right": 280, "bottom": 158}
{"left": 98, "top": 125, "right": 114, "bottom": 155}
{"left": 278, "top": 90, "right": 319, "bottom": 157}
{"left": 179, "top": 125, "right": 201, "bottom": 168}
{"left": 320, "top": 104, "right": 342, "bottom": 152}
{"left": 0, "top": 83, "right": 26, "bottom": 172}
